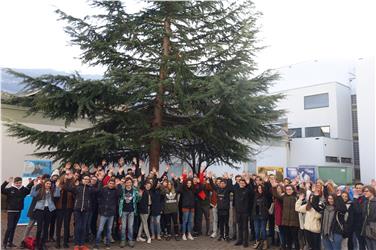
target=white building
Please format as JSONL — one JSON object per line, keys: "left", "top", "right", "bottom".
{"left": 253, "top": 58, "right": 376, "bottom": 184}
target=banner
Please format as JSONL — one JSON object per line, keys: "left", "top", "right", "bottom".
{"left": 18, "top": 160, "right": 52, "bottom": 225}
{"left": 257, "top": 166, "right": 284, "bottom": 181}
{"left": 286, "top": 166, "right": 317, "bottom": 182}
{"left": 23, "top": 160, "right": 52, "bottom": 178}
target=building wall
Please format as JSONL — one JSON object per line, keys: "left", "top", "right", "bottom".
{"left": 356, "top": 57, "right": 376, "bottom": 183}
{"left": 1, "top": 105, "right": 90, "bottom": 181}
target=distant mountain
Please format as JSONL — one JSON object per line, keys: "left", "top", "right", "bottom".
{"left": 0, "top": 68, "right": 102, "bottom": 94}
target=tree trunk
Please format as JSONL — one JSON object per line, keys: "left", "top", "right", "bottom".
{"left": 149, "top": 16, "right": 171, "bottom": 172}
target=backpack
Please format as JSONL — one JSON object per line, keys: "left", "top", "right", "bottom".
{"left": 23, "top": 236, "right": 36, "bottom": 250}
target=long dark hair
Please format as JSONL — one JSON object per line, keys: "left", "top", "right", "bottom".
{"left": 36, "top": 180, "right": 53, "bottom": 201}
{"left": 255, "top": 184, "right": 265, "bottom": 198}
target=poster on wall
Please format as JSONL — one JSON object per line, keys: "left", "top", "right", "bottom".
{"left": 22, "top": 160, "right": 52, "bottom": 178}
{"left": 257, "top": 166, "right": 284, "bottom": 181}
{"left": 286, "top": 166, "right": 317, "bottom": 182}
{"left": 18, "top": 160, "right": 52, "bottom": 225}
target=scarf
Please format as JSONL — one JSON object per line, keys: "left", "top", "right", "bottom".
{"left": 322, "top": 205, "right": 335, "bottom": 238}
{"left": 12, "top": 184, "right": 22, "bottom": 190}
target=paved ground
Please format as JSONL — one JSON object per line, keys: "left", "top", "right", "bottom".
{"left": 1, "top": 212, "right": 279, "bottom": 249}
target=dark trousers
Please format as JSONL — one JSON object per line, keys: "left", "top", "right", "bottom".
{"left": 249, "top": 216, "right": 255, "bottom": 240}
{"left": 133, "top": 214, "right": 140, "bottom": 240}
{"left": 268, "top": 214, "right": 275, "bottom": 241}
{"left": 355, "top": 230, "right": 366, "bottom": 250}
{"left": 3, "top": 211, "right": 21, "bottom": 245}
{"left": 90, "top": 207, "right": 98, "bottom": 237}
{"left": 35, "top": 208, "right": 52, "bottom": 247}
{"left": 55, "top": 208, "right": 72, "bottom": 246}
{"left": 165, "top": 212, "right": 179, "bottom": 235}
{"left": 196, "top": 204, "right": 210, "bottom": 234}
{"left": 285, "top": 226, "right": 299, "bottom": 250}
{"left": 49, "top": 210, "right": 57, "bottom": 239}
{"left": 304, "top": 230, "right": 320, "bottom": 250}
{"left": 236, "top": 212, "right": 249, "bottom": 244}
{"left": 74, "top": 210, "right": 89, "bottom": 246}
{"left": 218, "top": 209, "right": 229, "bottom": 237}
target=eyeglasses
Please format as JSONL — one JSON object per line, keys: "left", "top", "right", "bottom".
{"left": 364, "top": 190, "right": 370, "bottom": 193}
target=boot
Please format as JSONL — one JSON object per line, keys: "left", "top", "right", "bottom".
{"left": 253, "top": 240, "right": 261, "bottom": 249}
{"left": 120, "top": 240, "right": 126, "bottom": 248}
{"left": 262, "top": 240, "right": 268, "bottom": 250}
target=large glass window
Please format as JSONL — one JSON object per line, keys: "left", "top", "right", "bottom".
{"left": 288, "top": 128, "right": 302, "bottom": 138}
{"left": 305, "top": 126, "right": 330, "bottom": 137}
{"left": 304, "top": 93, "right": 329, "bottom": 109}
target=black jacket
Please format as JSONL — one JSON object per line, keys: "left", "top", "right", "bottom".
{"left": 176, "top": 183, "right": 202, "bottom": 209}
{"left": 138, "top": 189, "right": 151, "bottom": 214}
{"left": 234, "top": 184, "right": 254, "bottom": 214}
{"left": 210, "top": 178, "right": 233, "bottom": 210}
{"left": 1, "top": 181, "right": 34, "bottom": 211}
{"left": 150, "top": 188, "right": 164, "bottom": 216}
{"left": 66, "top": 183, "right": 95, "bottom": 212}
{"left": 97, "top": 186, "right": 119, "bottom": 217}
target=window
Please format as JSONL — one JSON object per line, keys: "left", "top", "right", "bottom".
{"left": 341, "top": 157, "right": 352, "bottom": 164}
{"left": 304, "top": 93, "right": 329, "bottom": 109}
{"left": 305, "top": 126, "right": 330, "bottom": 137}
{"left": 326, "top": 156, "right": 340, "bottom": 163}
{"left": 288, "top": 128, "right": 302, "bottom": 138}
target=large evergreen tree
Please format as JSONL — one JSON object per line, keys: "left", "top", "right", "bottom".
{"left": 5, "top": 0, "right": 283, "bottom": 171}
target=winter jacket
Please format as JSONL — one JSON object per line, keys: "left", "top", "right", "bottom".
{"left": 272, "top": 187, "right": 300, "bottom": 227}
{"left": 1, "top": 181, "right": 34, "bottom": 211}
{"left": 176, "top": 182, "right": 202, "bottom": 209}
{"left": 295, "top": 199, "right": 322, "bottom": 233}
{"left": 150, "top": 188, "right": 164, "bottom": 216}
{"left": 138, "top": 189, "right": 152, "bottom": 214}
{"left": 65, "top": 182, "right": 94, "bottom": 212}
{"left": 161, "top": 188, "right": 179, "bottom": 214}
{"left": 97, "top": 186, "right": 119, "bottom": 217}
{"left": 118, "top": 185, "right": 140, "bottom": 217}
{"left": 234, "top": 184, "right": 254, "bottom": 214}
{"left": 353, "top": 195, "right": 367, "bottom": 232}
{"left": 361, "top": 197, "right": 376, "bottom": 238}
{"left": 252, "top": 194, "right": 269, "bottom": 219}
{"left": 55, "top": 179, "right": 74, "bottom": 209}
{"left": 209, "top": 178, "right": 233, "bottom": 210}
{"left": 274, "top": 198, "right": 283, "bottom": 226}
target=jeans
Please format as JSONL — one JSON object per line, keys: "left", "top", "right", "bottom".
{"left": 96, "top": 215, "right": 114, "bottom": 245}
{"left": 182, "top": 210, "right": 194, "bottom": 234}
{"left": 150, "top": 215, "right": 161, "bottom": 237}
{"left": 121, "top": 212, "right": 134, "bottom": 241}
{"left": 55, "top": 208, "right": 72, "bottom": 246}
{"left": 278, "top": 225, "right": 286, "bottom": 248}
{"left": 322, "top": 233, "right": 343, "bottom": 250}
{"left": 74, "top": 210, "right": 89, "bottom": 246}
{"left": 137, "top": 213, "right": 151, "bottom": 239}
{"left": 366, "top": 238, "right": 376, "bottom": 250}
{"left": 253, "top": 216, "right": 266, "bottom": 241}
{"left": 3, "top": 211, "right": 21, "bottom": 245}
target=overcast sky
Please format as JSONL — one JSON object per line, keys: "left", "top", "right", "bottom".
{"left": 0, "top": 0, "right": 375, "bottom": 75}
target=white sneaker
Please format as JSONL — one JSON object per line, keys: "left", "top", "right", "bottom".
{"left": 210, "top": 233, "right": 217, "bottom": 238}
{"left": 157, "top": 235, "right": 162, "bottom": 240}
{"left": 137, "top": 237, "right": 146, "bottom": 242}
{"left": 187, "top": 233, "right": 194, "bottom": 240}
{"left": 182, "top": 234, "right": 187, "bottom": 241}
{"left": 147, "top": 238, "right": 151, "bottom": 244}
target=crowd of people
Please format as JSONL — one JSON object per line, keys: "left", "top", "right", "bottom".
{"left": 2, "top": 158, "right": 376, "bottom": 250}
